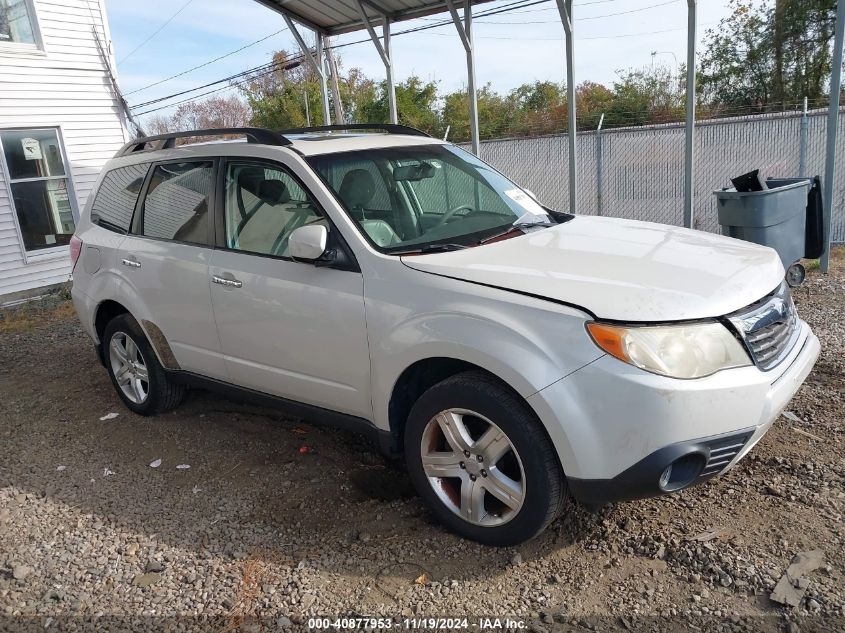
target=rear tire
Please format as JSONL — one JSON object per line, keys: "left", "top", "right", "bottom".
{"left": 102, "top": 314, "right": 185, "bottom": 415}
{"left": 404, "top": 370, "right": 568, "bottom": 546}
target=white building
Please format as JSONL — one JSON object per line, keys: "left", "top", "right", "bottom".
{"left": 0, "top": 0, "right": 128, "bottom": 301}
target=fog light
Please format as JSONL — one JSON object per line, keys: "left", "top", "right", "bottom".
{"left": 658, "top": 453, "right": 706, "bottom": 492}
{"left": 659, "top": 465, "right": 673, "bottom": 489}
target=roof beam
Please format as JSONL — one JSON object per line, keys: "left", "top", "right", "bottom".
{"left": 355, "top": 0, "right": 390, "bottom": 67}
{"left": 355, "top": 0, "right": 398, "bottom": 123}
{"left": 254, "top": 0, "right": 327, "bottom": 34}
{"left": 255, "top": 1, "right": 496, "bottom": 36}
{"left": 282, "top": 14, "right": 331, "bottom": 125}
{"left": 446, "top": 0, "right": 479, "bottom": 156}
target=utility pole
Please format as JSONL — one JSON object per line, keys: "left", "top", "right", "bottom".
{"left": 324, "top": 36, "right": 344, "bottom": 124}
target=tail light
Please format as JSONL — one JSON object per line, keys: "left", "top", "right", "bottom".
{"left": 69, "top": 235, "right": 83, "bottom": 271}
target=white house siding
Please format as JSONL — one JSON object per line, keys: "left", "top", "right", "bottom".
{"left": 0, "top": 0, "right": 127, "bottom": 299}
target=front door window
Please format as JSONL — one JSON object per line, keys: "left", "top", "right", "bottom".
{"left": 224, "top": 161, "right": 325, "bottom": 258}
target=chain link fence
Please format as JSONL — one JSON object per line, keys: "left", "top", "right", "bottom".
{"left": 466, "top": 108, "right": 845, "bottom": 242}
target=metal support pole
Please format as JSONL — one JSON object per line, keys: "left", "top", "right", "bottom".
{"left": 283, "top": 14, "right": 330, "bottom": 125}
{"left": 315, "top": 36, "right": 331, "bottom": 125}
{"left": 356, "top": 1, "right": 397, "bottom": 124}
{"left": 821, "top": 0, "right": 845, "bottom": 273}
{"left": 557, "top": 0, "right": 577, "bottom": 213}
{"left": 799, "top": 97, "right": 808, "bottom": 178}
{"left": 683, "top": 0, "right": 697, "bottom": 229}
{"left": 596, "top": 113, "right": 605, "bottom": 217}
{"left": 446, "top": 0, "right": 480, "bottom": 156}
{"left": 304, "top": 90, "right": 311, "bottom": 127}
{"left": 385, "top": 19, "right": 397, "bottom": 124}
{"left": 325, "top": 36, "right": 345, "bottom": 124}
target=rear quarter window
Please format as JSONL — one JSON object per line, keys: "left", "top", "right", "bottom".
{"left": 138, "top": 161, "right": 215, "bottom": 245}
{"left": 90, "top": 163, "right": 150, "bottom": 233}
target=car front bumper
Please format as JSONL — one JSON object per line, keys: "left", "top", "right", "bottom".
{"left": 527, "top": 321, "right": 820, "bottom": 504}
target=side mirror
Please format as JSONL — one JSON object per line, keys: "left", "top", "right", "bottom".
{"left": 289, "top": 224, "right": 328, "bottom": 262}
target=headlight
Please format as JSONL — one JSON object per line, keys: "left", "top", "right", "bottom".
{"left": 586, "top": 321, "right": 751, "bottom": 379}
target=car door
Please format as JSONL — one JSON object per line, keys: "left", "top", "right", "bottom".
{"left": 117, "top": 159, "right": 227, "bottom": 380}
{"left": 208, "top": 157, "right": 371, "bottom": 419}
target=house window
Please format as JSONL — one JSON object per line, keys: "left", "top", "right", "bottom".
{"left": 0, "top": 0, "right": 38, "bottom": 46}
{"left": 0, "top": 129, "right": 77, "bottom": 253}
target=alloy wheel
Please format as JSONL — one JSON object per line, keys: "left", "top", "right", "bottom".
{"left": 108, "top": 332, "right": 149, "bottom": 404}
{"left": 420, "top": 408, "right": 526, "bottom": 526}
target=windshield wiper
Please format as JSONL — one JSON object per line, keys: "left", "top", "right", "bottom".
{"left": 394, "top": 243, "right": 469, "bottom": 255}
{"left": 479, "top": 220, "right": 555, "bottom": 245}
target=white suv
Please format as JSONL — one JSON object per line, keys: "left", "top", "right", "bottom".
{"left": 71, "top": 125, "right": 820, "bottom": 546}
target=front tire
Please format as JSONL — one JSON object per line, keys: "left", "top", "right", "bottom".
{"left": 103, "top": 314, "right": 185, "bottom": 415}
{"left": 404, "top": 371, "right": 568, "bottom": 546}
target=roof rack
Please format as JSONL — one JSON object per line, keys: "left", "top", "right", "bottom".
{"left": 114, "top": 123, "right": 433, "bottom": 158}
{"left": 115, "top": 127, "right": 291, "bottom": 157}
{"left": 280, "top": 123, "right": 432, "bottom": 138}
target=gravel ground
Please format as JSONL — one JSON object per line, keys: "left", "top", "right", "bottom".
{"left": 0, "top": 253, "right": 843, "bottom": 633}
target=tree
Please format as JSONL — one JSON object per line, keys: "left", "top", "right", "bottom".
{"left": 242, "top": 48, "right": 378, "bottom": 128}
{"left": 241, "top": 50, "right": 325, "bottom": 128}
{"left": 604, "top": 65, "right": 684, "bottom": 128}
{"left": 699, "top": 0, "right": 836, "bottom": 114}
{"left": 769, "top": 0, "right": 836, "bottom": 108}
{"left": 699, "top": 1, "right": 775, "bottom": 113}
{"left": 361, "top": 76, "right": 441, "bottom": 134}
{"left": 172, "top": 95, "right": 251, "bottom": 130}
{"left": 441, "top": 83, "right": 515, "bottom": 141}
{"left": 576, "top": 81, "right": 615, "bottom": 129}
{"left": 141, "top": 95, "right": 251, "bottom": 138}
{"left": 509, "top": 81, "right": 564, "bottom": 113}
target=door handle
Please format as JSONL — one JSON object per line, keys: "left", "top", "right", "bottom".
{"left": 212, "top": 275, "right": 243, "bottom": 288}
{"left": 121, "top": 258, "right": 141, "bottom": 268}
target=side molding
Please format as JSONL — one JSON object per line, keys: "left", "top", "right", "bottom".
{"left": 141, "top": 320, "right": 181, "bottom": 370}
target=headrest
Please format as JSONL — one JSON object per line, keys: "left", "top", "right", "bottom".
{"left": 238, "top": 168, "right": 290, "bottom": 206}
{"left": 338, "top": 169, "right": 376, "bottom": 210}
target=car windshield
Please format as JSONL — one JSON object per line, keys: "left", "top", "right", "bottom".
{"left": 308, "top": 144, "right": 554, "bottom": 253}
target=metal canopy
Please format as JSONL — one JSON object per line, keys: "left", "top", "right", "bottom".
{"left": 257, "top": 0, "right": 493, "bottom": 145}
{"left": 255, "top": 0, "right": 493, "bottom": 36}
{"left": 258, "top": 0, "right": 841, "bottom": 269}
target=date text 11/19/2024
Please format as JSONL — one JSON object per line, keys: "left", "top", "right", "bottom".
{"left": 306, "top": 617, "right": 527, "bottom": 630}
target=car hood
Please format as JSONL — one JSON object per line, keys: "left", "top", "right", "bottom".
{"left": 400, "top": 215, "right": 785, "bottom": 322}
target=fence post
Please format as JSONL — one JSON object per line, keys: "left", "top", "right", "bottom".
{"left": 596, "top": 113, "right": 605, "bottom": 216}
{"left": 799, "top": 97, "right": 808, "bottom": 178}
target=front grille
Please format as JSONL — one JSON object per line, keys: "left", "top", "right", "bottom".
{"left": 699, "top": 431, "right": 754, "bottom": 478}
{"left": 728, "top": 282, "right": 800, "bottom": 371}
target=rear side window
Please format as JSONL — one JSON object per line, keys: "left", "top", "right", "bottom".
{"left": 138, "top": 161, "right": 214, "bottom": 245}
{"left": 90, "top": 163, "right": 149, "bottom": 233}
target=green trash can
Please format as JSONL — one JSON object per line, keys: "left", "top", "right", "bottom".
{"left": 714, "top": 179, "right": 810, "bottom": 286}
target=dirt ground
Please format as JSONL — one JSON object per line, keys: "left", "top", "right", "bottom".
{"left": 0, "top": 253, "right": 843, "bottom": 633}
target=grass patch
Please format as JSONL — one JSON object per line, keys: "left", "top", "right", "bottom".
{"left": 0, "top": 296, "right": 76, "bottom": 334}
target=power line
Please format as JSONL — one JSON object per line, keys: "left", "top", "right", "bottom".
{"left": 131, "top": 0, "right": 543, "bottom": 101}
{"left": 446, "top": 0, "right": 681, "bottom": 25}
{"left": 133, "top": 54, "right": 312, "bottom": 116}
{"left": 125, "top": 27, "right": 289, "bottom": 96}
{"left": 117, "top": 0, "right": 197, "bottom": 66}
{"left": 415, "top": 22, "right": 717, "bottom": 41}
{"left": 129, "top": 0, "right": 543, "bottom": 111}
{"left": 129, "top": 0, "right": 689, "bottom": 116}
{"left": 580, "top": 0, "right": 680, "bottom": 21}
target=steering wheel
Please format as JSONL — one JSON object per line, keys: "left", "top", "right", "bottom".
{"left": 434, "top": 204, "right": 475, "bottom": 229}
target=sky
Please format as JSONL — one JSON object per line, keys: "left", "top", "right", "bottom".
{"left": 104, "top": 0, "right": 738, "bottom": 123}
